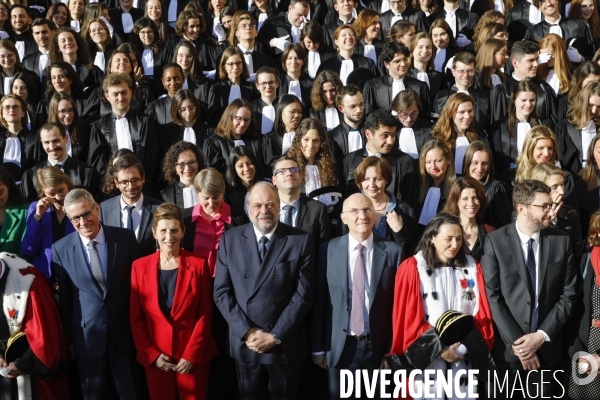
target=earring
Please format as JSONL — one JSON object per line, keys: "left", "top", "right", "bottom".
{"left": 156, "top": 240, "right": 159, "bottom": 251}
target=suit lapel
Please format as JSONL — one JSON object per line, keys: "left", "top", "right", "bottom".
{"left": 567, "top": 124, "right": 584, "bottom": 164}
{"left": 538, "top": 232, "right": 551, "bottom": 291}
{"left": 138, "top": 200, "right": 152, "bottom": 242}
{"left": 368, "top": 238, "right": 386, "bottom": 309}
{"left": 171, "top": 253, "right": 192, "bottom": 318}
{"left": 105, "top": 197, "right": 122, "bottom": 228}
{"left": 507, "top": 225, "right": 532, "bottom": 289}
{"left": 251, "top": 224, "right": 287, "bottom": 296}
{"left": 104, "top": 233, "right": 117, "bottom": 296}
{"left": 335, "top": 237, "right": 349, "bottom": 305}
{"left": 241, "top": 224, "right": 261, "bottom": 277}
{"left": 71, "top": 234, "right": 104, "bottom": 299}
{"left": 296, "top": 197, "right": 307, "bottom": 228}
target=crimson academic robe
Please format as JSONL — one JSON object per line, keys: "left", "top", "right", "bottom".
{"left": 364, "top": 75, "right": 431, "bottom": 115}
{"left": 434, "top": 86, "right": 490, "bottom": 133}
{"left": 389, "top": 257, "right": 494, "bottom": 373}
{"left": 87, "top": 108, "right": 161, "bottom": 186}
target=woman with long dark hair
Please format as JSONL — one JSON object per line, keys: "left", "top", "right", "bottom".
{"left": 558, "top": 61, "right": 600, "bottom": 120}
{"left": 38, "top": 61, "right": 85, "bottom": 126}
{"left": 172, "top": 41, "right": 211, "bottom": 106}
{"left": 47, "top": 93, "right": 88, "bottom": 163}
{"left": 278, "top": 43, "right": 314, "bottom": 111}
{"left": 476, "top": 38, "right": 508, "bottom": 93}
{"left": 301, "top": 21, "right": 336, "bottom": 79}
{"left": 429, "top": 19, "right": 458, "bottom": 73}
{"left": 130, "top": 17, "right": 163, "bottom": 81}
{"left": 0, "top": 39, "right": 36, "bottom": 97}
{"left": 11, "top": 71, "right": 38, "bottom": 131}
{"left": 262, "top": 94, "right": 303, "bottom": 174}
{"left": 46, "top": 3, "right": 71, "bottom": 29}
{"left": 309, "top": 70, "right": 343, "bottom": 131}
{"left": 408, "top": 32, "right": 445, "bottom": 105}
{"left": 225, "top": 145, "right": 264, "bottom": 211}
{"left": 164, "top": 89, "right": 209, "bottom": 148}
{"left": 84, "top": 18, "right": 115, "bottom": 73}
{"left": 145, "top": 0, "right": 173, "bottom": 44}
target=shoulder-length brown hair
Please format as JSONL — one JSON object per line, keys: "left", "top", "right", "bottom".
{"left": 570, "top": 0, "right": 600, "bottom": 40}
{"left": 47, "top": 92, "right": 81, "bottom": 145}
{"left": 281, "top": 43, "right": 307, "bottom": 73}
{"left": 170, "top": 89, "right": 201, "bottom": 126}
{"left": 410, "top": 32, "right": 435, "bottom": 72}
{"left": 419, "top": 139, "right": 456, "bottom": 202}
{"left": 579, "top": 133, "right": 600, "bottom": 190}
{"left": 49, "top": 27, "right": 93, "bottom": 68}
{"left": 416, "top": 212, "right": 467, "bottom": 268}
{"left": 353, "top": 8, "right": 379, "bottom": 40}
{"left": 508, "top": 80, "right": 541, "bottom": 137}
{"left": 463, "top": 141, "right": 495, "bottom": 183}
{"left": 567, "top": 80, "right": 600, "bottom": 129}
{"left": 46, "top": 3, "right": 72, "bottom": 28}
{"left": 568, "top": 61, "right": 600, "bottom": 105}
{"left": 215, "top": 98, "right": 259, "bottom": 140}
{"left": 310, "top": 70, "right": 343, "bottom": 112}
{"left": 537, "top": 34, "right": 571, "bottom": 94}
{"left": 174, "top": 10, "right": 206, "bottom": 36}
{"left": 287, "top": 118, "right": 338, "bottom": 187}
{"left": 472, "top": 10, "right": 504, "bottom": 49}
{"left": 477, "top": 38, "right": 507, "bottom": 90}
{"left": 443, "top": 177, "right": 488, "bottom": 223}
{"left": 36, "top": 166, "right": 75, "bottom": 198}
{"left": 144, "top": 0, "right": 171, "bottom": 44}
{"left": 0, "top": 40, "right": 23, "bottom": 73}
{"left": 218, "top": 46, "right": 250, "bottom": 81}
{"left": 429, "top": 18, "right": 458, "bottom": 50}
{"left": 171, "top": 40, "right": 204, "bottom": 84}
{"left": 0, "top": 94, "right": 27, "bottom": 129}
{"left": 431, "top": 93, "right": 478, "bottom": 148}
{"left": 515, "top": 126, "right": 558, "bottom": 184}
{"left": 82, "top": 18, "right": 113, "bottom": 48}
{"left": 354, "top": 156, "right": 393, "bottom": 191}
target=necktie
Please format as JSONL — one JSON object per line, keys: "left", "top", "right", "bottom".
{"left": 89, "top": 240, "right": 105, "bottom": 293}
{"left": 125, "top": 205, "right": 135, "bottom": 231}
{"left": 350, "top": 244, "right": 366, "bottom": 335}
{"left": 283, "top": 204, "right": 294, "bottom": 226}
{"left": 526, "top": 238, "right": 538, "bottom": 332}
{"left": 259, "top": 236, "right": 269, "bottom": 262}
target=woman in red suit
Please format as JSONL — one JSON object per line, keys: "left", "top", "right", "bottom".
{"left": 130, "top": 202, "right": 218, "bottom": 400}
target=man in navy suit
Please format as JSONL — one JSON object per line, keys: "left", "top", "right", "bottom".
{"left": 52, "top": 189, "right": 145, "bottom": 400}
{"left": 214, "top": 181, "right": 315, "bottom": 400}
{"left": 98, "top": 153, "right": 162, "bottom": 257}
{"left": 312, "top": 193, "right": 403, "bottom": 399}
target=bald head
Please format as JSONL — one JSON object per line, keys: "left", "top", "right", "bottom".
{"left": 341, "top": 194, "right": 375, "bottom": 241}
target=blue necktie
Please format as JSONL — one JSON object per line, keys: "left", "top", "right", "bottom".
{"left": 125, "top": 205, "right": 135, "bottom": 231}
{"left": 526, "top": 238, "right": 538, "bottom": 332}
{"left": 282, "top": 204, "right": 294, "bottom": 227}
{"left": 259, "top": 236, "right": 269, "bottom": 263}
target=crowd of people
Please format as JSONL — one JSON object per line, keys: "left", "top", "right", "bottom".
{"left": 0, "top": 0, "right": 596, "bottom": 398}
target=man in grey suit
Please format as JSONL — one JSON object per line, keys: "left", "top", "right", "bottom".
{"left": 98, "top": 153, "right": 161, "bottom": 257}
{"left": 312, "top": 193, "right": 404, "bottom": 399}
{"left": 481, "top": 180, "right": 577, "bottom": 398}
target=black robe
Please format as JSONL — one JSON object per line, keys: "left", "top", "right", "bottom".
{"left": 428, "top": 8, "right": 479, "bottom": 49}
{"left": 380, "top": 8, "right": 430, "bottom": 40}
{"left": 0, "top": 128, "right": 40, "bottom": 182}
{"left": 20, "top": 156, "right": 100, "bottom": 201}
{"left": 203, "top": 134, "right": 263, "bottom": 176}
{"left": 81, "top": 87, "right": 152, "bottom": 124}
{"left": 185, "top": 77, "right": 212, "bottom": 109}
{"left": 575, "top": 175, "right": 599, "bottom": 239}
{"left": 88, "top": 45, "right": 117, "bottom": 75}
{"left": 257, "top": 15, "right": 295, "bottom": 59}
{"left": 145, "top": 95, "right": 173, "bottom": 126}
{"left": 483, "top": 178, "right": 512, "bottom": 229}
{"left": 323, "top": 18, "right": 355, "bottom": 47}
{"left": 261, "top": 130, "right": 289, "bottom": 176}
{"left": 434, "top": 86, "right": 490, "bottom": 132}
{"left": 9, "top": 29, "right": 38, "bottom": 60}
{"left": 524, "top": 19, "right": 594, "bottom": 59}
{"left": 316, "top": 53, "right": 379, "bottom": 80}
{"left": 506, "top": 2, "right": 540, "bottom": 42}
{"left": 555, "top": 119, "right": 597, "bottom": 175}
{"left": 394, "top": 118, "right": 434, "bottom": 167}
{"left": 35, "top": 96, "right": 85, "bottom": 129}
{"left": 406, "top": 67, "right": 446, "bottom": 110}
{"left": 87, "top": 108, "right": 161, "bottom": 185}
{"left": 251, "top": 97, "right": 280, "bottom": 135}
{"left": 488, "top": 76, "right": 557, "bottom": 126}
{"left": 107, "top": 7, "right": 145, "bottom": 41}
{"left": 309, "top": 107, "right": 343, "bottom": 132}
{"left": 74, "top": 61, "right": 104, "bottom": 90}
{"left": 215, "top": 42, "right": 275, "bottom": 75}
{"left": 342, "top": 146, "right": 419, "bottom": 209}
{"left": 22, "top": 50, "right": 48, "bottom": 90}
{"left": 163, "top": 119, "right": 210, "bottom": 149}
{"left": 277, "top": 73, "right": 313, "bottom": 111}
{"left": 0, "top": 69, "right": 38, "bottom": 97}
{"left": 328, "top": 119, "right": 367, "bottom": 164}
{"left": 363, "top": 75, "right": 431, "bottom": 115}
{"left": 206, "top": 79, "right": 259, "bottom": 125}
{"left": 160, "top": 181, "right": 186, "bottom": 209}
{"left": 162, "top": 34, "right": 222, "bottom": 72}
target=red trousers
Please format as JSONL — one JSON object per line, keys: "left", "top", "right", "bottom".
{"left": 144, "top": 362, "right": 210, "bottom": 400}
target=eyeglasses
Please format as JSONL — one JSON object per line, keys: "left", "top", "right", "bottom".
{"left": 239, "top": 23, "right": 256, "bottom": 30}
{"left": 175, "top": 160, "right": 197, "bottom": 169}
{"left": 234, "top": 115, "right": 252, "bottom": 124}
{"left": 178, "top": 105, "right": 197, "bottom": 113}
{"left": 2, "top": 105, "right": 20, "bottom": 111}
{"left": 454, "top": 69, "right": 475, "bottom": 76}
{"left": 527, "top": 203, "right": 553, "bottom": 212}
{"left": 58, "top": 108, "right": 75, "bottom": 116}
{"left": 341, "top": 207, "right": 374, "bottom": 216}
{"left": 257, "top": 81, "right": 277, "bottom": 87}
{"left": 225, "top": 61, "right": 243, "bottom": 67}
{"left": 69, "top": 208, "right": 94, "bottom": 224}
{"left": 399, "top": 111, "right": 419, "bottom": 120}
{"left": 275, "top": 167, "right": 299, "bottom": 175}
{"left": 117, "top": 177, "right": 143, "bottom": 187}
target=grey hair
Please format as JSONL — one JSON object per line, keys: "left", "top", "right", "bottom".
{"left": 64, "top": 188, "right": 96, "bottom": 216}
{"left": 246, "top": 181, "right": 280, "bottom": 204}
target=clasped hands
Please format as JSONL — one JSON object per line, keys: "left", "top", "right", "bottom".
{"left": 244, "top": 327, "right": 277, "bottom": 353}
{"left": 154, "top": 353, "right": 194, "bottom": 374}
{"left": 512, "top": 332, "right": 545, "bottom": 371}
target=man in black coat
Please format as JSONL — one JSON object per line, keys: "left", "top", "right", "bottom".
{"left": 87, "top": 73, "right": 161, "bottom": 187}
{"left": 363, "top": 41, "right": 430, "bottom": 115}
{"left": 22, "top": 18, "right": 54, "bottom": 89}
{"left": 21, "top": 122, "right": 99, "bottom": 201}
{"left": 9, "top": 5, "right": 38, "bottom": 62}
{"left": 323, "top": 0, "right": 356, "bottom": 47}
{"left": 342, "top": 109, "right": 419, "bottom": 210}
{"left": 329, "top": 84, "right": 367, "bottom": 163}
{"left": 380, "top": 0, "right": 429, "bottom": 39}
{"left": 257, "top": 0, "right": 310, "bottom": 59}
{"left": 108, "top": 0, "right": 144, "bottom": 40}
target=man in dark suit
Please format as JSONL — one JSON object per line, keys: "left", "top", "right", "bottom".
{"left": 22, "top": 18, "right": 54, "bottom": 88}
{"left": 323, "top": 0, "right": 356, "bottom": 47}
{"left": 380, "top": 0, "right": 429, "bottom": 40}
{"left": 108, "top": 0, "right": 144, "bottom": 40}
{"left": 98, "top": 153, "right": 161, "bottom": 257}
{"left": 329, "top": 84, "right": 367, "bottom": 162}
{"left": 481, "top": 180, "right": 577, "bottom": 398}
{"left": 434, "top": 52, "right": 489, "bottom": 132}
{"left": 272, "top": 156, "right": 331, "bottom": 249}
{"left": 87, "top": 73, "right": 160, "bottom": 186}
{"left": 363, "top": 41, "right": 430, "bottom": 115}
{"left": 312, "top": 193, "right": 403, "bottom": 399}
{"left": 488, "top": 40, "right": 557, "bottom": 126}
{"left": 21, "top": 122, "right": 99, "bottom": 201}
{"left": 9, "top": 5, "right": 38, "bottom": 62}
{"left": 342, "top": 109, "right": 419, "bottom": 210}
{"left": 257, "top": 0, "right": 310, "bottom": 59}
{"left": 214, "top": 181, "right": 315, "bottom": 400}
{"left": 52, "top": 189, "right": 145, "bottom": 400}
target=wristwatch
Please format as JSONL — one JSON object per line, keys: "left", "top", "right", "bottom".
{"left": 272, "top": 333, "right": 282, "bottom": 345}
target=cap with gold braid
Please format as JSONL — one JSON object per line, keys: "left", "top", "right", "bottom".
{"left": 5, "top": 331, "right": 29, "bottom": 363}
{"left": 435, "top": 310, "right": 474, "bottom": 346}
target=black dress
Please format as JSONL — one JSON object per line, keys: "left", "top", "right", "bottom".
{"left": 158, "top": 268, "right": 178, "bottom": 318}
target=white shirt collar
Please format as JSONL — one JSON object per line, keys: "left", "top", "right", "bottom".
{"left": 281, "top": 196, "right": 300, "bottom": 209}
{"left": 80, "top": 224, "right": 106, "bottom": 247}
{"left": 253, "top": 223, "right": 278, "bottom": 243}
{"left": 515, "top": 222, "right": 540, "bottom": 245}
{"left": 348, "top": 232, "right": 374, "bottom": 252}
{"left": 120, "top": 193, "right": 144, "bottom": 211}
{"left": 49, "top": 154, "right": 68, "bottom": 166}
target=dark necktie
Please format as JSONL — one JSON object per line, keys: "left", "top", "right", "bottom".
{"left": 350, "top": 244, "right": 366, "bottom": 335}
{"left": 259, "top": 236, "right": 269, "bottom": 263}
{"left": 282, "top": 204, "right": 294, "bottom": 226}
{"left": 244, "top": 51, "right": 251, "bottom": 55}
{"left": 526, "top": 238, "right": 538, "bottom": 332}
{"left": 125, "top": 205, "right": 135, "bottom": 231}
{"left": 89, "top": 240, "right": 105, "bottom": 294}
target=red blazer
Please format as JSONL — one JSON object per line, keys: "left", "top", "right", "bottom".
{"left": 130, "top": 249, "right": 219, "bottom": 367}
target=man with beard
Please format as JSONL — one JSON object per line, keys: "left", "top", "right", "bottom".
{"left": 341, "top": 109, "right": 418, "bottom": 210}
{"left": 9, "top": 5, "right": 38, "bottom": 62}
{"left": 363, "top": 42, "right": 430, "bottom": 115}
{"left": 481, "top": 180, "right": 577, "bottom": 399}
{"left": 488, "top": 40, "right": 557, "bottom": 126}
{"left": 20, "top": 122, "right": 99, "bottom": 202}
{"left": 98, "top": 153, "right": 161, "bottom": 257}
{"left": 22, "top": 18, "right": 54, "bottom": 87}
{"left": 214, "top": 181, "right": 315, "bottom": 400}
{"left": 329, "top": 84, "right": 367, "bottom": 162}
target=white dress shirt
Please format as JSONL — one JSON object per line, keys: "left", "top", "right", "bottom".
{"left": 363, "top": 44, "right": 377, "bottom": 65}
{"left": 347, "top": 233, "right": 374, "bottom": 335}
{"left": 288, "top": 80, "right": 302, "bottom": 101}
{"left": 291, "top": 25, "right": 302, "bottom": 43}
{"left": 120, "top": 194, "right": 144, "bottom": 239}
{"left": 527, "top": 0, "right": 542, "bottom": 25}
{"left": 282, "top": 132, "right": 295, "bottom": 154}
{"left": 183, "top": 127, "right": 196, "bottom": 144}
{"left": 416, "top": 71, "right": 430, "bottom": 88}
{"left": 39, "top": 52, "right": 49, "bottom": 82}
{"left": 444, "top": 8, "right": 457, "bottom": 38}
{"left": 182, "top": 187, "right": 199, "bottom": 208}
{"left": 94, "top": 51, "right": 106, "bottom": 73}
{"left": 582, "top": 120, "right": 597, "bottom": 166}
{"left": 324, "top": 108, "right": 340, "bottom": 131}
{"left": 279, "top": 197, "right": 300, "bottom": 227}
{"left": 348, "top": 128, "right": 362, "bottom": 153}
{"left": 14, "top": 41, "right": 24, "bottom": 62}
{"left": 238, "top": 44, "right": 254, "bottom": 74}
{"left": 517, "top": 122, "right": 531, "bottom": 155}
{"left": 228, "top": 84, "right": 242, "bottom": 104}
{"left": 392, "top": 78, "right": 405, "bottom": 102}
{"left": 3, "top": 137, "right": 20, "bottom": 167}
{"left": 548, "top": 17, "right": 562, "bottom": 37}
{"left": 3, "top": 76, "right": 13, "bottom": 97}
{"left": 434, "top": 48, "right": 446, "bottom": 72}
